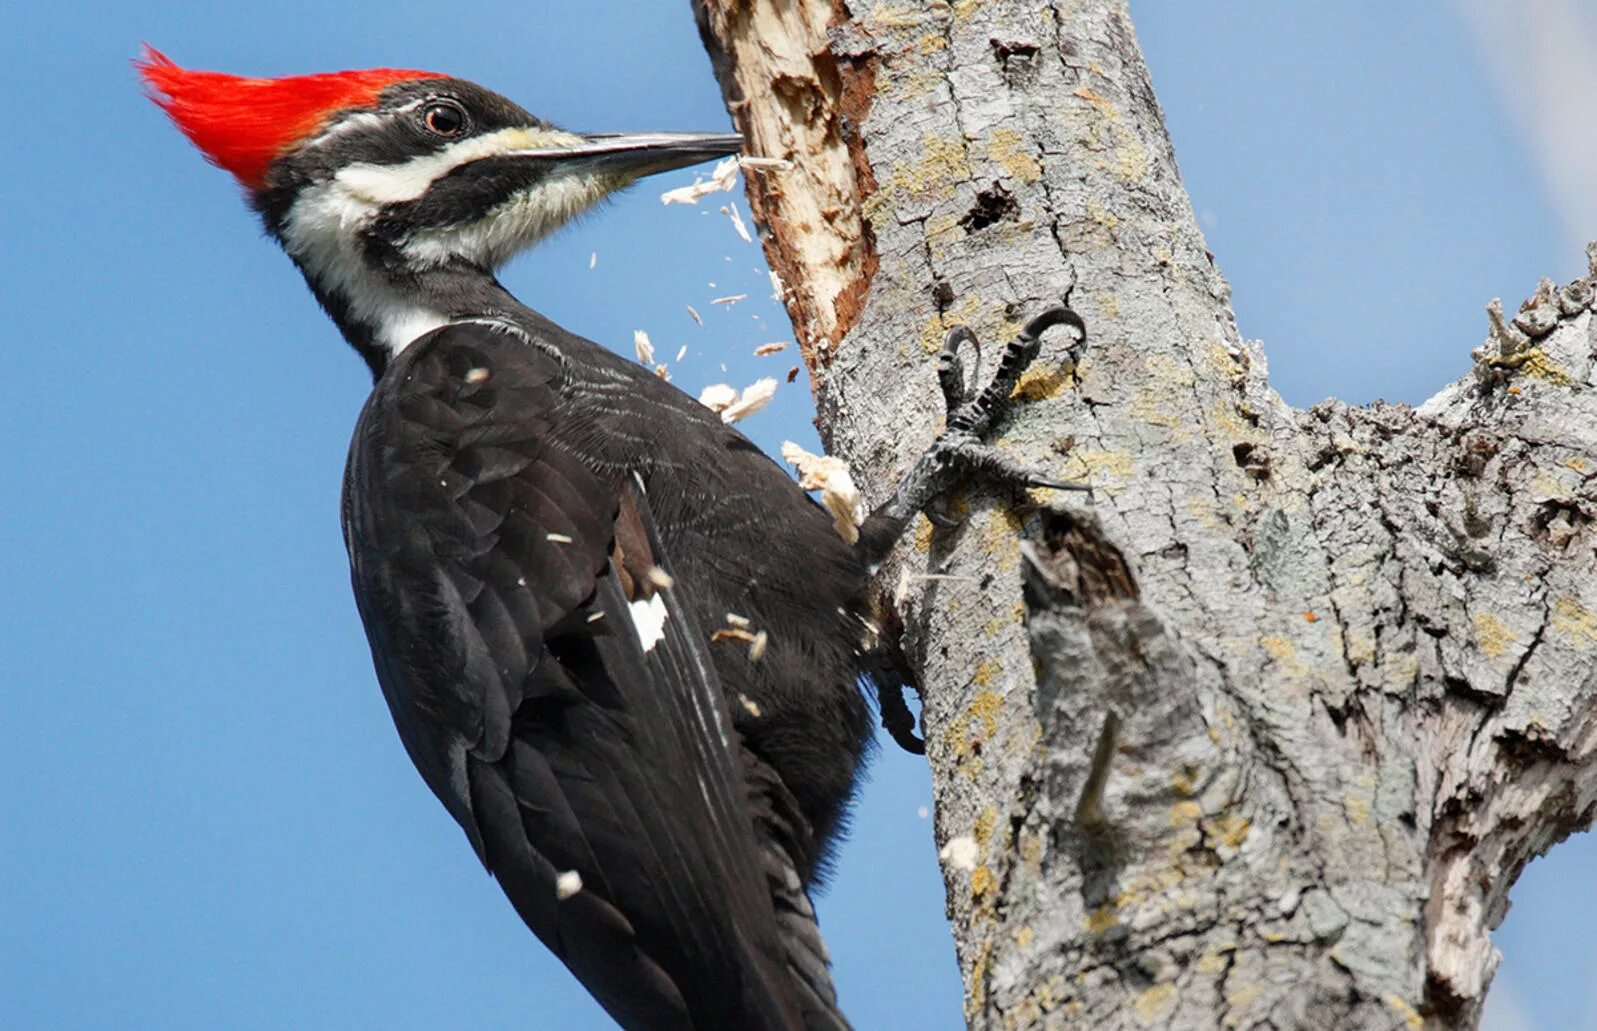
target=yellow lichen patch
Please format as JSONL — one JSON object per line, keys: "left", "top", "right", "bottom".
{"left": 917, "top": 33, "right": 947, "bottom": 54}
{"left": 1133, "top": 983, "right": 1177, "bottom": 1024}
{"left": 969, "top": 689, "right": 1003, "bottom": 736}
{"left": 1259, "top": 635, "right": 1308, "bottom": 678}
{"left": 1205, "top": 338, "right": 1247, "bottom": 377}
{"left": 1171, "top": 765, "right": 1200, "bottom": 798}
{"left": 980, "top": 508, "right": 1025, "bottom": 567}
{"left": 1095, "top": 290, "right": 1120, "bottom": 320}
{"left": 1012, "top": 363, "right": 1075, "bottom": 401}
{"left": 1195, "top": 947, "right": 1231, "bottom": 975}
{"left": 1473, "top": 612, "right": 1516, "bottom": 660}
{"left": 954, "top": 0, "right": 979, "bottom": 17}
{"left": 1552, "top": 596, "right": 1597, "bottom": 644}
{"left": 1385, "top": 994, "right": 1424, "bottom": 1031}
{"left": 1074, "top": 85, "right": 1116, "bottom": 119}
{"left": 909, "top": 134, "right": 970, "bottom": 195}
{"left": 1517, "top": 347, "right": 1575, "bottom": 386}
{"left": 1224, "top": 981, "right": 1261, "bottom": 1015}
{"left": 919, "top": 296, "right": 981, "bottom": 355}
{"left": 1084, "top": 903, "right": 1119, "bottom": 934}
{"left": 973, "top": 659, "right": 1003, "bottom": 688}
{"left": 912, "top": 514, "right": 935, "bottom": 553}
{"left": 1086, "top": 200, "right": 1119, "bottom": 232}
{"left": 1169, "top": 799, "right": 1202, "bottom": 828}
{"left": 1070, "top": 449, "right": 1135, "bottom": 485}
{"left": 1345, "top": 792, "right": 1370, "bottom": 825}
{"left": 1562, "top": 457, "right": 1590, "bottom": 473}
{"left": 1071, "top": 86, "right": 1147, "bottom": 182}
{"left": 864, "top": 132, "right": 971, "bottom": 231}
{"left": 1204, "top": 811, "right": 1251, "bottom": 849}
{"left": 1143, "top": 352, "right": 1196, "bottom": 389}
{"left": 1018, "top": 828, "right": 1043, "bottom": 865}
{"left": 1129, "top": 386, "right": 1186, "bottom": 428}
{"left": 1344, "top": 627, "right": 1376, "bottom": 667}
{"left": 1014, "top": 924, "right": 1034, "bottom": 949}
{"left": 974, "top": 806, "right": 999, "bottom": 846}
{"left": 868, "top": 4, "right": 930, "bottom": 29}
{"left": 987, "top": 128, "right": 1042, "bottom": 183}
{"left": 924, "top": 212, "right": 966, "bottom": 259}
{"left": 964, "top": 939, "right": 993, "bottom": 1019}
{"left": 971, "top": 865, "right": 997, "bottom": 898}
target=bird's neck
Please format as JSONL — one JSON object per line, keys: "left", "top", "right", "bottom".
{"left": 297, "top": 256, "right": 517, "bottom": 379}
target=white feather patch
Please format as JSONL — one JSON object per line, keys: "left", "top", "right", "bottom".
{"left": 628, "top": 594, "right": 669, "bottom": 653}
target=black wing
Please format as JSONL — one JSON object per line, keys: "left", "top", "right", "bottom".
{"left": 341, "top": 321, "right": 846, "bottom": 1030}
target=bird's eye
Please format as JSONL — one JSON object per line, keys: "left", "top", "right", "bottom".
{"left": 423, "top": 102, "right": 467, "bottom": 138}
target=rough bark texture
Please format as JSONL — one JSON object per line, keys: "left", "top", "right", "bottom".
{"left": 695, "top": 1, "right": 1597, "bottom": 1027}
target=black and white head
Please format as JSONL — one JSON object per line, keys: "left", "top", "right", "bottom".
{"left": 140, "top": 47, "right": 741, "bottom": 370}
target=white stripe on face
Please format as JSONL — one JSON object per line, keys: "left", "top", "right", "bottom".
{"left": 335, "top": 126, "right": 586, "bottom": 205}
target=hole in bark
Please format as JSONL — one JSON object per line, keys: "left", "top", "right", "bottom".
{"left": 1531, "top": 499, "right": 1591, "bottom": 550}
{"left": 960, "top": 184, "right": 1020, "bottom": 233}
{"left": 991, "top": 37, "right": 1040, "bottom": 82}
{"left": 1231, "top": 441, "right": 1271, "bottom": 480}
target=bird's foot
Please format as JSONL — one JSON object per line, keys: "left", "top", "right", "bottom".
{"left": 858, "top": 304, "right": 1090, "bottom": 565}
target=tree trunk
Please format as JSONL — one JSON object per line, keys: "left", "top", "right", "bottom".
{"left": 693, "top": 1, "right": 1597, "bottom": 1027}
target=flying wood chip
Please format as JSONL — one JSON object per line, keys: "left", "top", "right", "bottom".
{"left": 780, "top": 442, "right": 866, "bottom": 545}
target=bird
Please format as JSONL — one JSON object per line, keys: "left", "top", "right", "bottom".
{"left": 139, "top": 47, "right": 1083, "bottom": 1031}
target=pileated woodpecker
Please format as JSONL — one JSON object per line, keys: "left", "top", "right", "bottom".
{"left": 140, "top": 47, "right": 1082, "bottom": 1031}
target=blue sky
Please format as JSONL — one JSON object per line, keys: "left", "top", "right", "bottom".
{"left": 4, "top": 3, "right": 1591, "bottom": 1029}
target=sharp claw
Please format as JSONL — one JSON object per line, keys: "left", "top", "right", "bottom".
{"left": 1028, "top": 476, "right": 1094, "bottom": 493}
{"left": 1021, "top": 305, "right": 1087, "bottom": 346}
{"left": 940, "top": 325, "right": 983, "bottom": 409}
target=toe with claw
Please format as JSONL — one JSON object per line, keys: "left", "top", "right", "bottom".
{"left": 857, "top": 303, "right": 1091, "bottom": 567}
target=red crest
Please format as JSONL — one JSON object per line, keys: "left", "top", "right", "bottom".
{"left": 137, "top": 46, "right": 444, "bottom": 190}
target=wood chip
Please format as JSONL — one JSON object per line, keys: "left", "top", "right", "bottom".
{"left": 464, "top": 367, "right": 490, "bottom": 385}
{"left": 546, "top": 533, "right": 572, "bottom": 543}
{"left": 738, "top": 694, "right": 763, "bottom": 717}
{"left": 659, "top": 156, "right": 740, "bottom": 205}
{"left": 676, "top": 345, "right": 688, "bottom": 362}
{"left": 711, "top": 627, "right": 757, "bottom": 645}
{"left": 781, "top": 442, "right": 866, "bottom": 544}
{"left": 645, "top": 566, "right": 674, "bottom": 590}
{"left": 749, "top": 630, "right": 769, "bottom": 662}
{"left": 588, "top": 251, "right": 596, "bottom": 269}
{"left": 787, "top": 366, "right": 800, "bottom": 383}
{"left": 721, "top": 378, "right": 776, "bottom": 424}
{"left": 726, "top": 201, "right": 752, "bottom": 243}
{"left": 698, "top": 383, "right": 738, "bottom": 413}
{"left": 754, "top": 342, "right": 789, "bottom": 357}
{"left": 555, "top": 870, "right": 583, "bottom": 899}
{"left": 726, "top": 614, "right": 751, "bottom": 629}
{"left": 711, "top": 294, "right": 748, "bottom": 306}
{"left": 738, "top": 156, "right": 793, "bottom": 172}
{"left": 633, "top": 329, "right": 654, "bottom": 365}
{"left": 939, "top": 835, "right": 979, "bottom": 872}
{"left": 686, "top": 305, "right": 703, "bottom": 326}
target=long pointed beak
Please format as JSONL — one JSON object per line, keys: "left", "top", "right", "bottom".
{"left": 510, "top": 132, "right": 744, "bottom": 181}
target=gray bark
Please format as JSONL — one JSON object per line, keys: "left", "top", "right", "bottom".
{"left": 695, "top": 1, "right": 1597, "bottom": 1027}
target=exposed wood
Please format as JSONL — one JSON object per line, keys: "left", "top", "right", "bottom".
{"left": 695, "top": 1, "right": 1597, "bottom": 1027}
